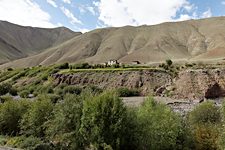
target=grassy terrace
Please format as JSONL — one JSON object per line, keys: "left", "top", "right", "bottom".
{"left": 59, "top": 67, "right": 165, "bottom": 74}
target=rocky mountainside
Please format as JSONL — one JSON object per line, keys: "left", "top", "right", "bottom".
{"left": 0, "top": 21, "right": 81, "bottom": 64}
{"left": 2, "top": 17, "right": 225, "bottom": 68}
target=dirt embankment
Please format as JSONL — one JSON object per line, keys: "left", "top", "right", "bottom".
{"left": 52, "top": 70, "right": 172, "bottom": 95}
{"left": 172, "top": 69, "right": 225, "bottom": 100}
{"left": 52, "top": 69, "right": 225, "bottom": 100}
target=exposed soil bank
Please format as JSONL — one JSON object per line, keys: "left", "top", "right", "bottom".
{"left": 52, "top": 70, "right": 172, "bottom": 95}
{"left": 52, "top": 68, "right": 225, "bottom": 100}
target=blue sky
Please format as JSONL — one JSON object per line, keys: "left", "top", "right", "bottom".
{"left": 0, "top": 0, "right": 225, "bottom": 32}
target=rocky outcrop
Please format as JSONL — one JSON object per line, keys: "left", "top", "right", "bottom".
{"left": 52, "top": 70, "right": 172, "bottom": 95}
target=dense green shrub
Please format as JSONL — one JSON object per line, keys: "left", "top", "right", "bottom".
{"left": 20, "top": 97, "right": 54, "bottom": 137}
{"left": 54, "top": 88, "right": 64, "bottom": 97}
{"left": 80, "top": 92, "right": 127, "bottom": 149}
{"left": 0, "top": 135, "right": 8, "bottom": 146}
{"left": 188, "top": 101, "right": 223, "bottom": 150}
{"left": 63, "top": 85, "right": 82, "bottom": 95}
{"left": 71, "top": 63, "right": 91, "bottom": 69}
{"left": 166, "top": 59, "right": 173, "bottom": 66}
{"left": 0, "top": 71, "right": 19, "bottom": 83}
{"left": 55, "top": 63, "right": 69, "bottom": 69}
{"left": 135, "top": 97, "right": 182, "bottom": 150}
{"left": 44, "top": 94, "right": 61, "bottom": 103}
{"left": 6, "top": 136, "right": 44, "bottom": 150}
{"left": 36, "top": 85, "right": 54, "bottom": 94}
{"left": 19, "top": 90, "right": 30, "bottom": 98}
{"left": 116, "top": 87, "right": 140, "bottom": 97}
{"left": 41, "top": 74, "right": 49, "bottom": 81}
{"left": 0, "top": 96, "right": 13, "bottom": 103}
{"left": 111, "top": 64, "right": 120, "bottom": 68}
{"left": 84, "top": 85, "right": 103, "bottom": 95}
{"left": 9, "top": 87, "right": 18, "bottom": 96}
{"left": 192, "top": 124, "right": 220, "bottom": 150}
{"left": 0, "top": 83, "right": 12, "bottom": 96}
{"left": 46, "top": 94, "right": 85, "bottom": 149}
{"left": 11, "top": 70, "right": 28, "bottom": 81}
{"left": 0, "top": 100, "right": 31, "bottom": 135}
{"left": 7, "top": 68, "right": 13, "bottom": 71}
{"left": 188, "top": 101, "right": 221, "bottom": 125}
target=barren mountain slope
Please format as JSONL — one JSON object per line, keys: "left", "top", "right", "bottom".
{"left": 2, "top": 17, "right": 225, "bottom": 68}
{"left": 0, "top": 21, "right": 81, "bottom": 64}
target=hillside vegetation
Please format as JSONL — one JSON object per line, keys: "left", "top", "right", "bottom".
{"left": 0, "top": 64, "right": 223, "bottom": 149}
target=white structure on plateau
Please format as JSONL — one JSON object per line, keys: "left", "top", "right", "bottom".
{"left": 107, "top": 59, "right": 118, "bottom": 66}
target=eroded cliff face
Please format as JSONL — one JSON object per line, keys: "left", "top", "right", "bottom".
{"left": 52, "top": 69, "right": 225, "bottom": 100}
{"left": 172, "top": 69, "right": 225, "bottom": 100}
{"left": 52, "top": 70, "right": 172, "bottom": 95}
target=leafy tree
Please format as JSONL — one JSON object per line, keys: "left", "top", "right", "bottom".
{"left": 20, "top": 97, "right": 54, "bottom": 137}
{"left": 135, "top": 97, "right": 182, "bottom": 150}
{"left": 0, "top": 100, "right": 31, "bottom": 135}
{"left": 80, "top": 92, "right": 127, "bottom": 149}
{"left": 46, "top": 94, "right": 85, "bottom": 149}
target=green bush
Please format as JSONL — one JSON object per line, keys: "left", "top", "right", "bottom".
{"left": 36, "top": 85, "right": 54, "bottom": 94}
{"left": 46, "top": 94, "right": 85, "bottom": 149}
{"left": 5, "top": 136, "right": 46, "bottom": 150}
{"left": 20, "top": 97, "right": 54, "bottom": 137}
{"left": 166, "top": 59, "right": 173, "bottom": 66}
{"left": 192, "top": 124, "right": 220, "bottom": 150}
{"left": 0, "top": 135, "right": 8, "bottom": 146}
{"left": 135, "top": 97, "right": 182, "bottom": 150}
{"left": 19, "top": 90, "right": 30, "bottom": 98}
{"left": 9, "top": 87, "right": 18, "bottom": 96}
{"left": 188, "top": 101, "right": 223, "bottom": 150}
{"left": 44, "top": 94, "right": 61, "bottom": 103}
{"left": 54, "top": 88, "right": 64, "bottom": 97}
{"left": 84, "top": 85, "right": 103, "bottom": 95}
{"left": 0, "top": 83, "right": 12, "bottom": 96}
{"left": 41, "top": 74, "right": 48, "bottom": 81}
{"left": 11, "top": 70, "right": 28, "bottom": 81}
{"left": 116, "top": 88, "right": 140, "bottom": 97}
{"left": 0, "top": 100, "right": 31, "bottom": 135}
{"left": 55, "top": 63, "right": 69, "bottom": 69}
{"left": 0, "top": 96, "right": 13, "bottom": 103}
{"left": 188, "top": 101, "right": 221, "bottom": 125}
{"left": 71, "top": 63, "right": 91, "bottom": 69}
{"left": 111, "top": 64, "right": 120, "bottom": 68}
{"left": 80, "top": 92, "right": 127, "bottom": 149}
{"left": 63, "top": 85, "right": 82, "bottom": 95}
{"left": 7, "top": 68, "right": 13, "bottom": 71}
